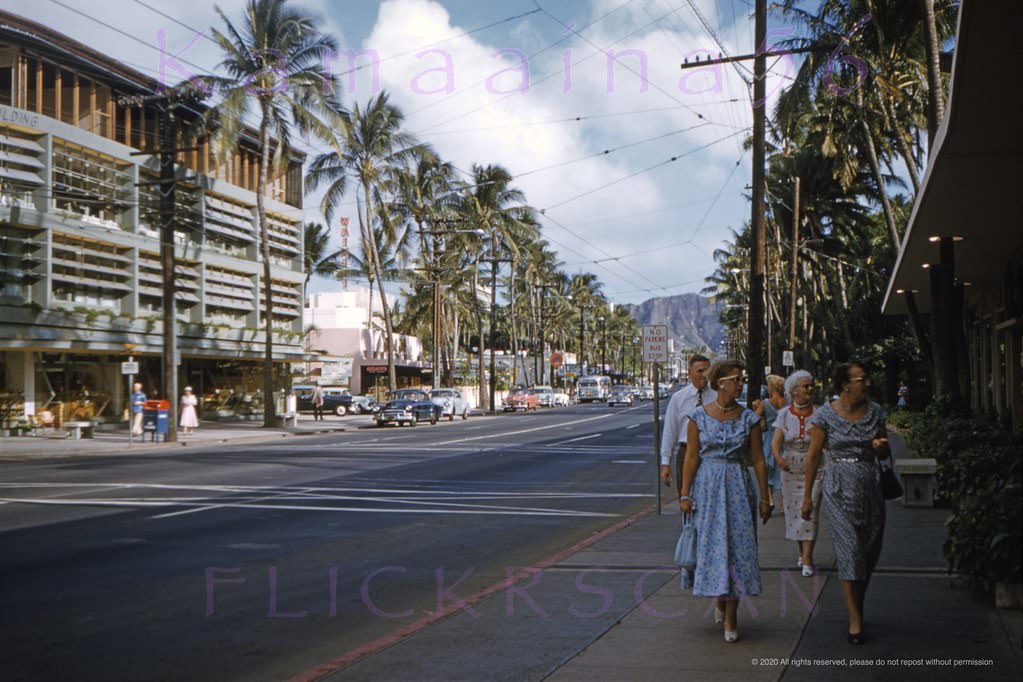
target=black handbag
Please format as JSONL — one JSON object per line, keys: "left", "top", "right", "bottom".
{"left": 879, "top": 459, "right": 903, "bottom": 500}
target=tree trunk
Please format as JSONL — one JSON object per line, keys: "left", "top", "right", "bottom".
{"left": 471, "top": 261, "right": 487, "bottom": 410}
{"left": 362, "top": 185, "right": 397, "bottom": 390}
{"left": 509, "top": 266, "right": 520, "bottom": 386}
{"left": 922, "top": 0, "right": 946, "bottom": 149}
{"left": 258, "top": 109, "right": 276, "bottom": 427}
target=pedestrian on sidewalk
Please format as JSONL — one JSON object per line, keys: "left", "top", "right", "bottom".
{"left": 311, "top": 382, "right": 325, "bottom": 421}
{"left": 802, "top": 362, "right": 890, "bottom": 645}
{"left": 179, "top": 387, "right": 199, "bottom": 435}
{"left": 130, "top": 383, "right": 146, "bottom": 436}
{"left": 772, "top": 370, "right": 822, "bottom": 577}
{"left": 660, "top": 355, "right": 714, "bottom": 496}
{"left": 754, "top": 374, "right": 786, "bottom": 501}
{"left": 679, "top": 359, "right": 772, "bottom": 643}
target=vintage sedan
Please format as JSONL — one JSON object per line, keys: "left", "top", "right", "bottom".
{"left": 551, "top": 389, "right": 571, "bottom": 406}
{"left": 607, "top": 385, "right": 635, "bottom": 407}
{"left": 295, "top": 386, "right": 354, "bottom": 416}
{"left": 503, "top": 388, "right": 540, "bottom": 412}
{"left": 429, "top": 388, "right": 471, "bottom": 421}
{"left": 374, "top": 398, "right": 439, "bottom": 427}
{"left": 348, "top": 395, "right": 379, "bottom": 414}
{"left": 532, "top": 385, "right": 555, "bottom": 407}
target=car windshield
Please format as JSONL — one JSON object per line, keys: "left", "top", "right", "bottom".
{"left": 432, "top": 390, "right": 454, "bottom": 397}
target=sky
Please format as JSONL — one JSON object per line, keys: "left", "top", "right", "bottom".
{"left": 9, "top": 0, "right": 807, "bottom": 306}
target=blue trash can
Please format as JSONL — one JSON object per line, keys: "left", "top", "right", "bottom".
{"left": 142, "top": 399, "right": 170, "bottom": 442}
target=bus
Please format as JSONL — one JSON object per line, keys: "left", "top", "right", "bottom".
{"left": 577, "top": 375, "right": 612, "bottom": 402}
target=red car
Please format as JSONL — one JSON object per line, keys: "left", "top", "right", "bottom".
{"left": 503, "top": 388, "right": 539, "bottom": 412}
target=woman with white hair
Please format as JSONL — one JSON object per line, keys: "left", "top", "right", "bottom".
{"left": 771, "top": 370, "right": 822, "bottom": 577}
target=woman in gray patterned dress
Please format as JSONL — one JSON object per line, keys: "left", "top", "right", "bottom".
{"left": 801, "top": 362, "right": 890, "bottom": 645}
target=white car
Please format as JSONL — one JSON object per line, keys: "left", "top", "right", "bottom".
{"left": 532, "top": 385, "right": 555, "bottom": 407}
{"left": 551, "top": 389, "right": 571, "bottom": 406}
{"left": 429, "top": 388, "right": 471, "bottom": 421}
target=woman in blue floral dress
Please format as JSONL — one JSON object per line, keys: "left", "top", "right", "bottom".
{"left": 680, "top": 360, "right": 773, "bottom": 643}
{"left": 801, "top": 362, "right": 890, "bottom": 645}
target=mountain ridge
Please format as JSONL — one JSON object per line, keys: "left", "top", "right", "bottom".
{"left": 623, "top": 293, "right": 725, "bottom": 354}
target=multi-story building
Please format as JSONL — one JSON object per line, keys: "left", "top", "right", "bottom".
{"left": 0, "top": 11, "right": 306, "bottom": 425}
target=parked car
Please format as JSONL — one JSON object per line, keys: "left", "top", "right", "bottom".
{"left": 429, "top": 388, "right": 471, "bottom": 421}
{"left": 551, "top": 389, "right": 571, "bottom": 406}
{"left": 295, "top": 386, "right": 354, "bottom": 416}
{"left": 608, "top": 385, "right": 635, "bottom": 407}
{"left": 503, "top": 388, "right": 540, "bottom": 412}
{"left": 532, "top": 385, "right": 555, "bottom": 407}
{"left": 374, "top": 390, "right": 441, "bottom": 427}
{"left": 640, "top": 385, "right": 655, "bottom": 401}
{"left": 348, "top": 395, "right": 379, "bottom": 414}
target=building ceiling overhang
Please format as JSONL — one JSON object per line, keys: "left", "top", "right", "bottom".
{"left": 882, "top": 0, "right": 1023, "bottom": 315}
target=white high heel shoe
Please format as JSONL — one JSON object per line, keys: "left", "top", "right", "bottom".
{"left": 724, "top": 629, "right": 739, "bottom": 643}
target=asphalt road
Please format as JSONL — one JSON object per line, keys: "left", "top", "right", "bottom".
{"left": 0, "top": 400, "right": 666, "bottom": 681}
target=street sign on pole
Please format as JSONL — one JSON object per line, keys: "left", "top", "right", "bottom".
{"left": 121, "top": 361, "right": 139, "bottom": 375}
{"left": 549, "top": 352, "right": 563, "bottom": 368}
{"left": 642, "top": 325, "right": 669, "bottom": 363}
{"left": 782, "top": 350, "right": 794, "bottom": 368}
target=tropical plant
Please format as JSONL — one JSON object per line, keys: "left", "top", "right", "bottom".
{"left": 197, "top": 0, "right": 339, "bottom": 426}
{"left": 307, "top": 92, "right": 432, "bottom": 390}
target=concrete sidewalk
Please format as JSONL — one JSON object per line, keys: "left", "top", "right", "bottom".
{"left": 319, "top": 431, "right": 1021, "bottom": 682}
{"left": 0, "top": 414, "right": 359, "bottom": 459}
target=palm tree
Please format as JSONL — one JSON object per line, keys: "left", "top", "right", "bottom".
{"left": 302, "top": 221, "right": 339, "bottom": 292}
{"left": 198, "top": 0, "right": 339, "bottom": 426}
{"left": 307, "top": 92, "right": 432, "bottom": 391}
{"left": 455, "top": 163, "right": 534, "bottom": 409}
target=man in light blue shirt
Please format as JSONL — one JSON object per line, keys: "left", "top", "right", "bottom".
{"left": 660, "top": 355, "right": 714, "bottom": 496}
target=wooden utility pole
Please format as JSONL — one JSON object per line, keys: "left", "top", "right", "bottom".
{"left": 788, "top": 176, "right": 801, "bottom": 355}
{"left": 747, "top": 0, "right": 767, "bottom": 406}
{"left": 123, "top": 93, "right": 195, "bottom": 442}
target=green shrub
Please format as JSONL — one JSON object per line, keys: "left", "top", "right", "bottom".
{"left": 903, "top": 397, "right": 1022, "bottom": 589}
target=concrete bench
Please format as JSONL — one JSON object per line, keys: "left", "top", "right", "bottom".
{"left": 893, "top": 458, "right": 938, "bottom": 507}
{"left": 64, "top": 420, "right": 96, "bottom": 440}
{"left": 276, "top": 412, "right": 298, "bottom": 428}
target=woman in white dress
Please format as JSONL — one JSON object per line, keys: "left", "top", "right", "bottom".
{"left": 771, "top": 370, "right": 822, "bottom": 576}
{"left": 179, "top": 386, "right": 199, "bottom": 434}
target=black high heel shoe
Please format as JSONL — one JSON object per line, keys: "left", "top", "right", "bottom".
{"left": 847, "top": 631, "right": 864, "bottom": 645}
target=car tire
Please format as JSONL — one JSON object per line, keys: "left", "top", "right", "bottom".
{"left": 431, "top": 414, "right": 438, "bottom": 425}
{"left": 448, "top": 412, "right": 454, "bottom": 422}
{"left": 462, "top": 409, "right": 468, "bottom": 420}
{"left": 409, "top": 414, "right": 418, "bottom": 427}
{"left": 335, "top": 405, "right": 347, "bottom": 417}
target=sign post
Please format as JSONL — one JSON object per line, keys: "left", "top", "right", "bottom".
{"left": 642, "top": 325, "right": 669, "bottom": 514}
{"left": 122, "top": 358, "right": 138, "bottom": 444}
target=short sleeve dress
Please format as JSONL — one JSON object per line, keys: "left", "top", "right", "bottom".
{"left": 809, "top": 401, "right": 886, "bottom": 581}
{"left": 773, "top": 405, "right": 823, "bottom": 541}
{"left": 689, "top": 407, "right": 762, "bottom": 598}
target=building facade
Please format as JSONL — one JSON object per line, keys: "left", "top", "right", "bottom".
{"left": 882, "top": 0, "right": 1022, "bottom": 431}
{"left": 304, "top": 290, "right": 430, "bottom": 396}
{"left": 0, "top": 11, "right": 306, "bottom": 426}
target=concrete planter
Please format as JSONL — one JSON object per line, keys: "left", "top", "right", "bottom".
{"left": 995, "top": 581, "right": 1022, "bottom": 609}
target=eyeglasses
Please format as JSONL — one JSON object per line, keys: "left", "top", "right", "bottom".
{"left": 849, "top": 377, "right": 872, "bottom": 385}
{"left": 793, "top": 383, "right": 811, "bottom": 390}
{"left": 719, "top": 373, "right": 745, "bottom": 384}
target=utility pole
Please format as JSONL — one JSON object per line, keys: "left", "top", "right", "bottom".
{"left": 788, "top": 176, "right": 800, "bottom": 361}
{"left": 747, "top": 0, "right": 767, "bottom": 406}
{"left": 123, "top": 92, "right": 199, "bottom": 442}
{"left": 678, "top": 0, "right": 822, "bottom": 406}
{"left": 485, "top": 229, "right": 512, "bottom": 414}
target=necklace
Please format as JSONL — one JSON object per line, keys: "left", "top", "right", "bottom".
{"left": 714, "top": 400, "right": 740, "bottom": 412}
{"left": 793, "top": 402, "right": 811, "bottom": 409}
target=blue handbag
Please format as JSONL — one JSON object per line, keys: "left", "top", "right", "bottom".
{"left": 674, "top": 511, "right": 697, "bottom": 570}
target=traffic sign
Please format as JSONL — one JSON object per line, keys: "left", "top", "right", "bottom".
{"left": 121, "top": 361, "right": 139, "bottom": 375}
{"left": 642, "top": 325, "right": 669, "bottom": 362}
{"left": 549, "top": 352, "right": 563, "bottom": 368}
{"left": 782, "top": 350, "right": 794, "bottom": 367}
